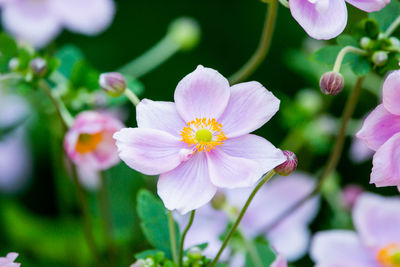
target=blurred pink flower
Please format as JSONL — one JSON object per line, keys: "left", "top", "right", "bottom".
{"left": 114, "top": 65, "right": 285, "bottom": 214}
{"left": 341, "top": 184, "right": 364, "bottom": 210}
{"left": 350, "top": 134, "right": 374, "bottom": 163}
{"left": 0, "top": 0, "right": 115, "bottom": 47}
{"left": 175, "top": 173, "right": 319, "bottom": 262}
{"left": 290, "top": 0, "right": 388, "bottom": 40}
{"left": 271, "top": 254, "right": 288, "bottom": 267}
{"left": 0, "top": 252, "right": 20, "bottom": 267}
{"left": 356, "top": 70, "right": 400, "bottom": 189}
{"left": 311, "top": 193, "right": 400, "bottom": 267}
{"left": 64, "top": 111, "right": 123, "bottom": 171}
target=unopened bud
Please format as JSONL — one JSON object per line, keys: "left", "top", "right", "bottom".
{"left": 319, "top": 71, "right": 344, "bottom": 95}
{"left": 187, "top": 247, "right": 203, "bottom": 260}
{"left": 211, "top": 192, "right": 226, "bottom": 210}
{"left": 274, "top": 150, "right": 298, "bottom": 176}
{"left": 372, "top": 51, "right": 388, "bottom": 66}
{"left": 30, "top": 57, "right": 47, "bottom": 77}
{"left": 168, "top": 17, "right": 201, "bottom": 51}
{"left": 359, "top": 37, "right": 372, "bottom": 49}
{"left": 99, "top": 72, "right": 126, "bottom": 97}
{"left": 390, "top": 37, "right": 400, "bottom": 47}
{"left": 130, "top": 259, "right": 146, "bottom": 267}
{"left": 8, "top": 58, "right": 19, "bottom": 71}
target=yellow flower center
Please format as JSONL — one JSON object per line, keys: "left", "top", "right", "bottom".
{"left": 377, "top": 244, "right": 400, "bottom": 267}
{"left": 75, "top": 132, "right": 103, "bottom": 154}
{"left": 180, "top": 118, "right": 227, "bottom": 152}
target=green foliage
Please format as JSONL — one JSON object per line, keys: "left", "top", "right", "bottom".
{"left": 245, "top": 239, "right": 276, "bottom": 267}
{"left": 136, "top": 189, "right": 180, "bottom": 259}
{"left": 350, "top": 55, "right": 371, "bottom": 76}
{"left": 369, "top": 0, "right": 400, "bottom": 31}
{"left": 55, "top": 45, "right": 84, "bottom": 78}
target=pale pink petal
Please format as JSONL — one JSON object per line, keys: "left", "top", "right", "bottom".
{"left": 2, "top": 0, "right": 62, "bottom": 47}
{"left": 353, "top": 193, "right": 400, "bottom": 249}
{"left": 345, "top": 0, "right": 389, "bottom": 12}
{"left": 349, "top": 137, "right": 374, "bottom": 163}
{"left": 76, "top": 166, "right": 100, "bottom": 191}
{"left": 207, "top": 149, "right": 262, "bottom": 188}
{"left": 289, "top": 0, "right": 347, "bottom": 40}
{"left": 50, "top": 0, "right": 115, "bottom": 35}
{"left": 370, "top": 132, "right": 400, "bottom": 187}
{"left": 136, "top": 99, "right": 186, "bottom": 137}
{"left": 271, "top": 254, "right": 288, "bottom": 267}
{"left": 218, "top": 82, "right": 280, "bottom": 138}
{"left": 356, "top": 104, "right": 400, "bottom": 151}
{"left": 382, "top": 70, "right": 400, "bottom": 116}
{"left": 221, "top": 134, "right": 285, "bottom": 174}
{"left": 0, "top": 252, "right": 20, "bottom": 266}
{"left": 114, "top": 128, "right": 186, "bottom": 175}
{"left": 158, "top": 153, "right": 217, "bottom": 214}
{"left": 269, "top": 226, "right": 310, "bottom": 261}
{"left": 310, "top": 230, "right": 376, "bottom": 266}
{"left": 174, "top": 66, "right": 230, "bottom": 122}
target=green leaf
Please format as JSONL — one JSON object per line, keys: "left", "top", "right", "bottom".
{"left": 350, "top": 55, "right": 372, "bottom": 76}
{"left": 0, "top": 33, "right": 17, "bottom": 57}
{"left": 245, "top": 239, "right": 276, "bottom": 267}
{"left": 135, "top": 249, "right": 161, "bottom": 259}
{"left": 136, "top": 189, "right": 180, "bottom": 259}
{"left": 363, "top": 18, "right": 380, "bottom": 39}
{"left": 312, "top": 45, "right": 358, "bottom": 66}
{"left": 369, "top": 1, "right": 400, "bottom": 31}
{"left": 69, "top": 61, "right": 100, "bottom": 90}
{"left": 337, "top": 35, "right": 359, "bottom": 47}
{"left": 55, "top": 45, "right": 84, "bottom": 78}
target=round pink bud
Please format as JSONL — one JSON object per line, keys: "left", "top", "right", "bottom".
{"left": 99, "top": 72, "right": 126, "bottom": 97}
{"left": 319, "top": 71, "right": 344, "bottom": 96}
{"left": 274, "top": 150, "right": 298, "bottom": 176}
{"left": 30, "top": 57, "right": 47, "bottom": 77}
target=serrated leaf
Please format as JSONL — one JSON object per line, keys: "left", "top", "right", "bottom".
{"left": 136, "top": 189, "right": 180, "bottom": 259}
{"left": 369, "top": 1, "right": 400, "bottom": 31}
{"left": 350, "top": 55, "right": 371, "bottom": 76}
{"left": 245, "top": 239, "right": 276, "bottom": 267}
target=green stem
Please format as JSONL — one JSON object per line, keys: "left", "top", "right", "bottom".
{"left": 118, "top": 36, "right": 180, "bottom": 78}
{"left": 124, "top": 89, "right": 141, "bottom": 106}
{"left": 333, "top": 46, "right": 367, "bottom": 73}
{"left": 265, "top": 77, "right": 365, "bottom": 233}
{"left": 179, "top": 210, "right": 196, "bottom": 267}
{"left": 98, "top": 172, "right": 117, "bottom": 264}
{"left": 384, "top": 15, "right": 400, "bottom": 38}
{"left": 70, "top": 163, "right": 102, "bottom": 265}
{"left": 168, "top": 210, "right": 179, "bottom": 265}
{"left": 229, "top": 0, "right": 279, "bottom": 84}
{"left": 209, "top": 170, "right": 276, "bottom": 267}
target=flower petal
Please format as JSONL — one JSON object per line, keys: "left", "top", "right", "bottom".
{"left": 289, "top": 0, "right": 347, "bottom": 40}
{"left": 218, "top": 82, "right": 280, "bottom": 138}
{"left": 310, "top": 230, "right": 375, "bottom": 266}
{"left": 158, "top": 153, "right": 217, "bottom": 214}
{"left": 50, "top": 0, "right": 115, "bottom": 35}
{"left": 356, "top": 104, "right": 400, "bottom": 151}
{"left": 174, "top": 66, "right": 230, "bottom": 122}
{"left": 383, "top": 70, "right": 400, "bottom": 116}
{"left": 2, "top": 1, "right": 61, "bottom": 47}
{"left": 370, "top": 132, "right": 400, "bottom": 187}
{"left": 221, "top": 134, "right": 285, "bottom": 173}
{"left": 345, "top": 0, "right": 389, "bottom": 12}
{"left": 207, "top": 149, "right": 262, "bottom": 188}
{"left": 353, "top": 193, "right": 400, "bottom": 248}
{"left": 136, "top": 99, "right": 186, "bottom": 137}
{"left": 269, "top": 226, "right": 310, "bottom": 261}
{"left": 113, "top": 128, "right": 185, "bottom": 175}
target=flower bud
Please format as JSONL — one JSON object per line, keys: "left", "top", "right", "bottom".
{"left": 187, "top": 247, "right": 203, "bottom": 260}
{"left": 168, "top": 17, "right": 201, "bottom": 51}
{"left": 99, "top": 72, "right": 126, "bottom": 97}
{"left": 274, "top": 150, "right": 298, "bottom": 176}
{"left": 319, "top": 71, "right": 344, "bottom": 95}
{"left": 359, "top": 37, "right": 372, "bottom": 49}
{"left": 390, "top": 37, "right": 400, "bottom": 47}
{"left": 8, "top": 58, "right": 19, "bottom": 71}
{"left": 30, "top": 57, "right": 47, "bottom": 77}
{"left": 130, "top": 259, "right": 146, "bottom": 267}
{"left": 211, "top": 192, "right": 226, "bottom": 210}
{"left": 372, "top": 51, "right": 388, "bottom": 67}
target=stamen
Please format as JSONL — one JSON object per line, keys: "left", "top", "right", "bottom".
{"left": 76, "top": 132, "right": 103, "bottom": 153}
{"left": 377, "top": 243, "right": 400, "bottom": 267}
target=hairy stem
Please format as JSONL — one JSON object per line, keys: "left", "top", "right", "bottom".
{"left": 333, "top": 46, "right": 367, "bottom": 73}
{"left": 124, "top": 89, "right": 141, "bottom": 106}
{"left": 209, "top": 170, "right": 276, "bottom": 267}
{"left": 168, "top": 210, "right": 179, "bottom": 265}
{"left": 179, "top": 210, "right": 196, "bottom": 267}
{"left": 229, "top": 0, "right": 279, "bottom": 84}
{"left": 265, "top": 77, "right": 365, "bottom": 232}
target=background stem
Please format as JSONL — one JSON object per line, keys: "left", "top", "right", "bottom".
{"left": 168, "top": 210, "right": 179, "bottom": 265}
{"left": 179, "top": 210, "right": 195, "bottom": 267}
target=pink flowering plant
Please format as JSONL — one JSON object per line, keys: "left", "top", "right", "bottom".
{"left": 0, "top": 0, "right": 400, "bottom": 266}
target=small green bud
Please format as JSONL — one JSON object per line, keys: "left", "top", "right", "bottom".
{"left": 8, "top": 58, "right": 19, "bottom": 71}
{"left": 390, "top": 37, "right": 400, "bottom": 47}
{"left": 372, "top": 51, "right": 388, "bottom": 66}
{"left": 154, "top": 251, "right": 165, "bottom": 262}
{"left": 187, "top": 247, "right": 203, "bottom": 260}
{"left": 168, "top": 17, "right": 201, "bottom": 51}
{"left": 359, "top": 37, "right": 372, "bottom": 49}
{"left": 99, "top": 72, "right": 127, "bottom": 97}
{"left": 30, "top": 57, "right": 47, "bottom": 77}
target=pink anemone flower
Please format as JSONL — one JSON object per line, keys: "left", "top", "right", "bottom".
{"left": 0, "top": 0, "right": 115, "bottom": 47}
{"left": 289, "top": 0, "right": 389, "bottom": 40}
{"left": 311, "top": 193, "right": 400, "bottom": 267}
{"left": 114, "top": 65, "right": 286, "bottom": 214}
{"left": 0, "top": 252, "right": 20, "bottom": 267}
{"left": 64, "top": 111, "right": 124, "bottom": 171}
{"left": 356, "top": 70, "right": 400, "bottom": 190}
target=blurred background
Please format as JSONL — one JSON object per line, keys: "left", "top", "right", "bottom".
{"left": 0, "top": 0, "right": 398, "bottom": 266}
